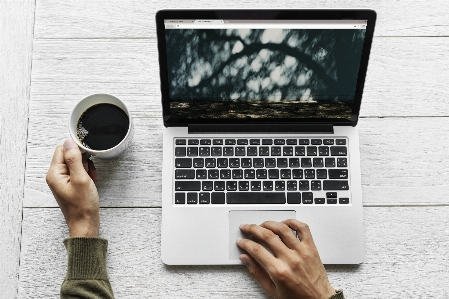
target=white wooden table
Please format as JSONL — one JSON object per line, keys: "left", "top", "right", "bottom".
{"left": 2, "top": 1, "right": 449, "bottom": 298}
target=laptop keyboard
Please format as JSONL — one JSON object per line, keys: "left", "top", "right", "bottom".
{"left": 173, "top": 137, "right": 350, "bottom": 205}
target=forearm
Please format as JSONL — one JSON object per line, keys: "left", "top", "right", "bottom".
{"left": 61, "top": 237, "right": 114, "bottom": 299}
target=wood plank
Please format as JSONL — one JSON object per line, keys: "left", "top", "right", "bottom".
{"left": 18, "top": 207, "right": 449, "bottom": 298}
{"left": 24, "top": 116, "right": 449, "bottom": 207}
{"left": 0, "top": 0, "right": 35, "bottom": 297}
{"left": 34, "top": 0, "right": 449, "bottom": 38}
{"left": 30, "top": 37, "right": 449, "bottom": 118}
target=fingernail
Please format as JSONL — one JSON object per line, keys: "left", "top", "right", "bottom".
{"left": 239, "top": 256, "right": 248, "bottom": 265}
{"left": 236, "top": 237, "right": 243, "bottom": 243}
{"left": 239, "top": 224, "right": 246, "bottom": 229}
{"left": 63, "top": 138, "right": 77, "bottom": 149}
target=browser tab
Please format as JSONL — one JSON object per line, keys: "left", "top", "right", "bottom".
{"left": 194, "top": 20, "right": 224, "bottom": 24}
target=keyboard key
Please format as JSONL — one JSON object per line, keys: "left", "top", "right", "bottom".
{"left": 229, "top": 158, "right": 240, "bottom": 168}
{"left": 331, "top": 146, "right": 347, "bottom": 156}
{"left": 244, "top": 169, "right": 255, "bottom": 179}
{"left": 313, "top": 158, "right": 324, "bottom": 168}
{"left": 311, "top": 139, "right": 322, "bottom": 145}
{"left": 235, "top": 147, "right": 246, "bottom": 156}
{"left": 187, "top": 147, "right": 198, "bottom": 157}
{"left": 325, "top": 158, "right": 335, "bottom": 167}
{"left": 283, "top": 146, "right": 293, "bottom": 156}
{"left": 217, "top": 158, "right": 228, "bottom": 168}
{"left": 227, "top": 192, "right": 285, "bottom": 204}
{"left": 175, "top": 181, "right": 201, "bottom": 191}
{"left": 250, "top": 139, "right": 260, "bottom": 145}
{"left": 323, "top": 180, "right": 349, "bottom": 190}
{"left": 301, "top": 158, "right": 312, "bottom": 168}
{"left": 223, "top": 147, "right": 234, "bottom": 156}
{"left": 226, "top": 181, "right": 237, "bottom": 191}
{"left": 339, "top": 198, "right": 350, "bottom": 204}
{"left": 271, "top": 147, "right": 281, "bottom": 156}
{"left": 315, "top": 198, "right": 325, "bottom": 204}
{"left": 336, "top": 139, "right": 346, "bottom": 145}
{"left": 232, "top": 169, "right": 243, "bottom": 179}
{"left": 268, "top": 169, "right": 279, "bottom": 179}
{"left": 317, "top": 169, "right": 327, "bottom": 179}
{"left": 225, "top": 139, "right": 236, "bottom": 145}
{"left": 298, "top": 139, "right": 309, "bottom": 145}
{"left": 277, "top": 158, "right": 288, "bottom": 168}
{"left": 175, "top": 158, "right": 192, "bottom": 168}
{"left": 214, "top": 181, "right": 225, "bottom": 191}
{"left": 175, "top": 147, "right": 186, "bottom": 157}
{"left": 302, "top": 192, "right": 313, "bottom": 204}
{"left": 311, "top": 180, "right": 321, "bottom": 191}
{"left": 205, "top": 158, "right": 216, "bottom": 168}
{"left": 247, "top": 147, "right": 258, "bottom": 156}
{"left": 295, "top": 146, "right": 305, "bottom": 156}
{"left": 193, "top": 158, "right": 204, "bottom": 168}
{"left": 187, "top": 192, "right": 198, "bottom": 205}
{"left": 263, "top": 181, "right": 273, "bottom": 191}
{"left": 304, "top": 169, "right": 315, "bottom": 179}
{"left": 337, "top": 158, "right": 347, "bottom": 167}
{"left": 280, "top": 169, "right": 291, "bottom": 179}
{"left": 274, "top": 139, "right": 285, "bottom": 145}
{"left": 299, "top": 180, "right": 309, "bottom": 191}
{"left": 211, "top": 147, "right": 222, "bottom": 156}
{"left": 196, "top": 170, "right": 207, "bottom": 179}
{"left": 307, "top": 146, "right": 317, "bottom": 156}
{"left": 327, "top": 198, "right": 338, "bottom": 204}
{"left": 220, "top": 169, "right": 231, "bottom": 179}
{"left": 239, "top": 181, "right": 249, "bottom": 191}
{"left": 208, "top": 170, "right": 219, "bottom": 179}
{"left": 287, "top": 180, "right": 297, "bottom": 191}
{"left": 188, "top": 139, "right": 199, "bottom": 145}
{"left": 213, "top": 139, "right": 223, "bottom": 145}
{"left": 256, "top": 169, "right": 267, "bottom": 179}
{"left": 202, "top": 181, "right": 213, "bottom": 191}
{"left": 200, "top": 139, "right": 211, "bottom": 145}
{"left": 175, "top": 170, "right": 194, "bottom": 179}
{"left": 326, "top": 192, "right": 337, "bottom": 198}
{"left": 199, "top": 147, "right": 210, "bottom": 156}
{"left": 237, "top": 139, "right": 248, "bottom": 145}
{"left": 242, "top": 158, "right": 252, "bottom": 168}
{"left": 286, "top": 139, "right": 297, "bottom": 145}
{"left": 289, "top": 158, "right": 300, "bottom": 168}
{"left": 175, "top": 193, "right": 185, "bottom": 204}
{"left": 199, "top": 193, "right": 210, "bottom": 204}
{"left": 287, "top": 192, "right": 301, "bottom": 204}
{"left": 328, "top": 169, "right": 348, "bottom": 179}
{"left": 259, "top": 147, "right": 270, "bottom": 156}
{"left": 292, "top": 169, "right": 303, "bottom": 179}
{"left": 253, "top": 158, "right": 264, "bottom": 168}
{"left": 274, "top": 181, "right": 285, "bottom": 191}
{"left": 262, "top": 139, "right": 273, "bottom": 145}
{"left": 323, "top": 139, "right": 334, "bottom": 145}
{"left": 265, "top": 158, "right": 276, "bottom": 168}
{"left": 211, "top": 192, "right": 225, "bottom": 204}
{"left": 251, "top": 181, "right": 261, "bottom": 191}
{"left": 176, "top": 139, "right": 186, "bottom": 145}
{"left": 318, "top": 146, "right": 329, "bottom": 156}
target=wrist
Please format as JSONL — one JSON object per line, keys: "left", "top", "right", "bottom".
{"left": 68, "top": 216, "right": 100, "bottom": 237}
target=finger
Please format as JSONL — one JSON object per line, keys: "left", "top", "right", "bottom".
{"left": 82, "top": 153, "right": 89, "bottom": 172}
{"left": 236, "top": 237, "right": 277, "bottom": 272}
{"left": 239, "top": 223, "right": 287, "bottom": 257}
{"left": 260, "top": 221, "right": 300, "bottom": 250}
{"left": 282, "top": 219, "right": 315, "bottom": 246}
{"left": 87, "top": 159, "right": 99, "bottom": 181}
{"left": 62, "top": 138, "right": 90, "bottom": 184}
{"left": 46, "top": 145, "right": 67, "bottom": 184}
{"left": 240, "top": 253, "right": 277, "bottom": 298}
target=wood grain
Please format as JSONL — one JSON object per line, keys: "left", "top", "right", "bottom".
{"left": 18, "top": 207, "right": 449, "bottom": 298}
{"left": 34, "top": 0, "right": 449, "bottom": 38}
{"left": 0, "top": 0, "right": 35, "bottom": 298}
{"left": 24, "top": 116, "right": 449, "bottom": 207}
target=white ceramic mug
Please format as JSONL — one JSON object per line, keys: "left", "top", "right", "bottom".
{"left": 69, "top": 94, "right": 134, "bottom": 159}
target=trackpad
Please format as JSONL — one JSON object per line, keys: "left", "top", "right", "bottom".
{"left": 229, "top": 210, "right": 296, "bottom": 260}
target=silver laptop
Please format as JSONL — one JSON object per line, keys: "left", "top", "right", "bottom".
{"left": 156, "top": 9, "right": 376, "bottom": 265}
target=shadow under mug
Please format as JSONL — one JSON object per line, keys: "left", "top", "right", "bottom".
{"left": 69, "top": 94, "right": 134, "bottom": 159}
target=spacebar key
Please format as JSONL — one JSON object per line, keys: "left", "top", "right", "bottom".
{"left": 227, "top": 192, "right": 286, "bottom": 204}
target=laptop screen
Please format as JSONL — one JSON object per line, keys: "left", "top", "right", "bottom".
{"left": 157, "top": 11, "right": 375, "bottom": 125}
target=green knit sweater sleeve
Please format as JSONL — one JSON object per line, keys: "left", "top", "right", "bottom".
{"left": 61, "top": 237, "right": 114, "bottom": 299}
{"left": 329, "top": 290, "right": 345, "bottom": 299}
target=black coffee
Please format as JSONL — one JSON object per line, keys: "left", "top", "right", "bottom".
{"left": 77, "top": 103, "right": 129, "bottom": 150}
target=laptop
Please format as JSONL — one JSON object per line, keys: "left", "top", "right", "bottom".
{"left": 156, "top": 9, "right": 376, "bottom": 265}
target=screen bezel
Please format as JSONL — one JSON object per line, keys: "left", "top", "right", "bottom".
{"left": 156, "top": 9, "right": 376, "bottom": 127}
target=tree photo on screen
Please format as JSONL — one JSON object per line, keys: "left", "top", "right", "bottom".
{"left": 165, "top": 28, "right": 365, "bottom": 119}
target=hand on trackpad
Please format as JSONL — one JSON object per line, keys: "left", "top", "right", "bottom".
{"left": 228, "top": 210, "right": 296, "bottom": 260}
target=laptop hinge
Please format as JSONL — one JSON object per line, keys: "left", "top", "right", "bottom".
{"left": 188, "top": 124, "right": 334, "bottom": 134}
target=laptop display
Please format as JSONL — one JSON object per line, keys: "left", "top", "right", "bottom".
{"left": 162, "top": 19, "right": 368, "bottom": 122}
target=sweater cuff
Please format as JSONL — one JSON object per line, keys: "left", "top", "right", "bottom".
{"left": 63, "top": 237, "right": 109, "bottom": 281}
{"left": 329, "top": 290, "right": 345, "bottom": 299}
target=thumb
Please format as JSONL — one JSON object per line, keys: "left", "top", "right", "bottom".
{"left": 63, "top": 139, "right": 89, "bottom": 183}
